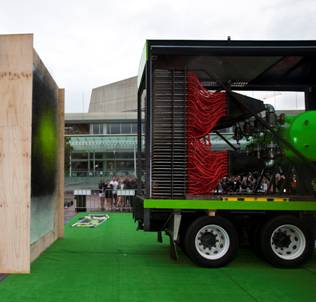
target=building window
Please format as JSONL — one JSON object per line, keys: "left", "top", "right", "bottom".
{"left": 131, "top": 123, "right": 137, "bottom": 134}
{"left": 65, "top": 123, "right": 90, "bottom": 135}
{"left": 121, "top": 123, "right": 131, "bottom": 134}
{"left": 109, "top": 123, "right": 120, "bottom": 134}
{"left": 72, "top": 152, "right": 89, "bottom": 160}
{"left": 69, "top": 151, "right": 137, "bottom": 177}
{"left": 116, "top": 152, "right": 134, "bottom": 159}
{"left": 92, "top": 123, "right": 103, "bottom": 134}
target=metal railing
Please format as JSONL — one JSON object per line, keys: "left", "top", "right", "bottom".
{"left": 71, "top": 189, "right": 136, "bottom": 213}
{"left": 68, "top": 170, "right": 134, "bottom": 177}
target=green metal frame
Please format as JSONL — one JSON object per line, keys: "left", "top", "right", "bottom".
{"left": 137, "top": 41, "right": 148, "bottom": 88}
{"left": 144, "top": 199, "right": 316, "bottom": 211}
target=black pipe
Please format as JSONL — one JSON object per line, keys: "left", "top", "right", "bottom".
{"left": 214, "top": 130, "right": 237, "bottom": 151}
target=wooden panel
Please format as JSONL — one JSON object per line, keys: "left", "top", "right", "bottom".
{"left": 30, "top": 52, "right": 63, "bottom": 263}
{"left": 31, "top": 51, "right": 59, "bottom": 245}
{"left": 30, "top": 230, "right": 57, "bottom": 262}
{"left": 57, "top": 88, "right": 65, "bottom": 238}
{"left": 0, "top": 34, "right": 33, "bottom": 273}
{"left": 31, "top": 100, "right": 64, "bottom": 255}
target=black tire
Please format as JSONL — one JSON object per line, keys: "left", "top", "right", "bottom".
{"left": 260, "top": 216, "right": 314, "bottom": 268}
{"left": 177, "top": 218, "right": 191, "bottom": 255}
{"left": 177, "top": 227, "right": 187, "bottom": 254}
{"left": 184, "top": 216, "right": 238, "bottom": 267}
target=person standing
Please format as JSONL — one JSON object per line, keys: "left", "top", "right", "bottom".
{"left": 110, "top": 177, "right": 119, "bottom": 210}
{"left": 104, "top": 180, "right": 113, "bottom": 210}
{"left": 98, "top": 179, "right": 105, "bottom": 211}
{"left": 117, "top": 177, "right": 126, "bottom": 211}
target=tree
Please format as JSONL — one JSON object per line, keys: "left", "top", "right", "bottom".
{"left": 64, "top": 137, "right": 73, "bottom": 175}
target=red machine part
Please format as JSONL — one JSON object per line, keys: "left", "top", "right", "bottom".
{"left": 186, "top": 73, "right": 228, "bottom": 194}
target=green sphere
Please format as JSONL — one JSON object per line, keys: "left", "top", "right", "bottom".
{"left": 280, "top": 111, "right": 316, "bottom": 161}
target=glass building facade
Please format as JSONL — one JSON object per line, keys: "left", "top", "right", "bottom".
{"left": 68, "top": 134, "right": 139, "bottom": 178}
{"left": 65, "top": 120, "right": 142, "bottom": 180}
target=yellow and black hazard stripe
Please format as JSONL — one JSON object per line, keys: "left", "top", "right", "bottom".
{"left": 222, "top": 196, "right": 289, "bottom": 202}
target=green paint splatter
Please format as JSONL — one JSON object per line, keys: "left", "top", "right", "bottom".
{"left": 34, "top": 110, "right": 57, "bottom": 173}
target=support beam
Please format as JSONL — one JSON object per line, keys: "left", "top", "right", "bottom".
{"left": 305, "top": 87, "right": 316, "bottom": 110}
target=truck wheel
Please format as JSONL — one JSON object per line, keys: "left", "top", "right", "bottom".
{"left": 177, "top": 227, "right": 188, "bottom": 255}
{"left": 184, "top": 216, "right": 238, "bottom": 267}
{"left": 260, "top": 216, "right": 314, "bottom": 268}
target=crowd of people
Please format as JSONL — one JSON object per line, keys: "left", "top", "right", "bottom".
{"left": 98, "top": 176, "right": 137, "bottom": 211}
{"left": 216, "top": 172, "right": 296, "bottom": 194}
{"left": 97, "top": 172, "right": 297, "bottom": 212}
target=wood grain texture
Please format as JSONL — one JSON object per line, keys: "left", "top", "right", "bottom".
{"left": 0, "top": 34, "right": 33, "bottom": 274}
{"left": 0, "top": 35, "right": 64, "bottom": 273}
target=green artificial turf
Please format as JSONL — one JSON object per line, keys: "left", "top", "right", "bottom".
{"left": 1, "top": 213, "right": 316, "bottom": 302}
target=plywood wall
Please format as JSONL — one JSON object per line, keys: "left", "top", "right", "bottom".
{"left": 30, "top": 53, "right": 64, "bottom": 262}
{"left": 0, "top": 34, "right": 64, "bottom": 274}
{"left": 0, "top": 34, "right": 33, "bottom": 273}
{"left": 57, "top": 89, "right": 65, "bottom": 238}
{"left": 30, "top": 51, "right": 59, "bottom": 245}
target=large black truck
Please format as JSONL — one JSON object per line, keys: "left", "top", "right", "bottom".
{"left": 133, "top": 40, "right": 316, "bottom": 268}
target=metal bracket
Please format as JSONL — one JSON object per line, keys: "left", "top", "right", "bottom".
{"left": 207, "top": 210, "right": 216, "bottom": 216}
{"left": 166, "top": 212, "right": 182, "bottom": 260}
{"left": 157, "top": 231, "right": 163, "bottom": 243}
{"left": 173, "top": 212, "right": 182, "bottom": 241}
{"left": 143, "top": 208, "right": 151, "bottom": 231}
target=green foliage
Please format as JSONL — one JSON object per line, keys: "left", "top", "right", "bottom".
{"left": 64, "top": 136, "right": 73, "bottom": 175}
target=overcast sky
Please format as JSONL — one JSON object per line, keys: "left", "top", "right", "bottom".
{"left": 1, "top": 0, "right": 316, "bottom": 112}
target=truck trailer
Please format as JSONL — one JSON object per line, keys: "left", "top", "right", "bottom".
{"left": 133, "top": 40, "right": 316, "bottom": 268}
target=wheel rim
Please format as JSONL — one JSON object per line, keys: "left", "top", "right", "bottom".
{"left": 195, "top": 225, "right": 230, "bottom": 260}
{"left": 270, "top": 224, "right": 306, "bottom": 260}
